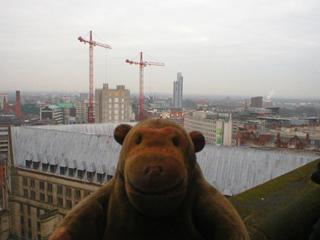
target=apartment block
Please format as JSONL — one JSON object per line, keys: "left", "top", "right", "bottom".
{"left": 95, "top": 84, "right": 131, "bottom": 123}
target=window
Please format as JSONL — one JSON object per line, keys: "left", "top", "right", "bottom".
{"left": 23, "top": 178, "right": 28, "bottom": 186}
{"left": 68, "top": 168, "right": 75, "bottom": 177}
{"left": 58, "top": 197, "right": 63, "bottom": 206}
{"left": 39, "top": 181, "right": 44, "bottom": 190}
{"left": 21, "top": 216, "right": 24, "bottom": 225}
{"left": 42, "top": 163, "right": 49, "bottom": 171}
{"left": 33, "top": 161, "right": 40, "bottom": 169}
{"left": 31, "top": 191, "right": 36, "bottom": 199}
{"left": 97, "top": 173, "right": 106, "bottom": 183}
{"left": 28, "top": 205, "right": 31, "bottom": 215}
{"left": 30, "top": 179, "right": 35, "bottom": 187}
{"left": 77, "top": 170, "right": 85, "bottom": 179}
{"left": 28, "top": 218, "right": 31, "bottom": 228}
{"left": 66, "top": 187, "right": 71, "bottom": 197}
{"left": 37, "top": 221, "right": 41, "bottom": 231}
{"left": 48, "top": 195, "right": 53, "bottom": 203}
{"left": 21, "top": 228, "right": 25, "bottom": 238}
{"left": 107, "top": 175, "right": 113, "bottom": 182}
{"left": 60, "top": 166, "right": 67, "bottom": 175}
{"left": 38, "top": 234, "right": 41, "bottom": 240}
{"left": 57, "top": 185, "right": 63, "bottom": 194}
{"left": 40, "top": 193, "right": 45, "bottom": 201}
{"left": 66, "top": 200, "right": 72, "bottom": 209}
{"left": 75, "top": 189, "right": 81, "bottom": 199}
{"left": 28, "top": 230, "right": 32, "bottom": 239}
{"left": 23, "top": 189, "right": 28, "bottom": 197}
{"left": 87, "top": 172, "right": 95, "bottom": 182}
{"left": 26, "top": 160, "right": 32, "bottom": 168}
{"left": 50, "top": 165, "right": 57, "bottom": 173}
{"left": 47, "top": 183, "right": 52, "bottom": 192}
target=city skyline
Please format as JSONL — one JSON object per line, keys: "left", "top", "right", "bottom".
{"left": 1, "top": 1, "right": 320, "bottom": 99}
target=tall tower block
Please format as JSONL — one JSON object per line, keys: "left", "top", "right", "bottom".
{"left": 173, "top": 72, "right": 183, "bottom": 108}
{"left": 16, "top": 90, "right": 21, "bottom": 119}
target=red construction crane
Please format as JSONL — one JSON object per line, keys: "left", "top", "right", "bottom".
{"left": 78, "top": 30, "right": 111, "bottom": 123}
{"left": 126, "top": 52, "right": 164, "bottom": 121}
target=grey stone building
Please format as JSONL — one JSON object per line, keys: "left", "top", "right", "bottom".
{"left": 1, "top": 123, "right": 317, "bottom": 239}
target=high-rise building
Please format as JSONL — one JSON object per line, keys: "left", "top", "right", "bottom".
{"left": 173, "top": 72, "right": 183, "bottom": 108}
{"left": 79, "top": 93, "right": 89, "bottom": 102}
{"left": 76, "top": 102, "right": 88, "bottom": 123}
{"left": 250, "top": 96, "right": 263, "bottom": 108}
{"left": 95, "top": 84, "right": 131, "bottom": 123}
{"left": 0, "top": 93, "right": 7, "bottom": 109}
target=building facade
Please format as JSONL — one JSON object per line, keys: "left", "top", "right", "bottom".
{"left": 250, "top": 96, "right": 263, "bottom": 108}
{"left": 40, "top": 106, "right": 64, "bottom": 124}
{"left": 95, "top": 84, "right": 131, "bottom": 123}
{"left": 184, "top": 115, "right": 225, "bottom": 146}
{"left": 0, "top": 93, "right": 7, "bottom": 110}
{"left": 173, "top": 72, "right": 183, "bottom": 108}
{"left": 2, "top": 123, "right": 318, "bottom": 239}
{"left": 5, "top": 124, "right": 121, "bottom": 240}
{"left": 0, "top": 126, "right": 9, "bottom": 155}
{"left": 76, "top": 102, "right": 88, "bottom": 123}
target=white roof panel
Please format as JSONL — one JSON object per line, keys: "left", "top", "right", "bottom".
{"left": 10, "top": 123, "right": 318, "bottom": 194}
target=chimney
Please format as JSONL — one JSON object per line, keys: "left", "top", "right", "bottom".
{"left": 16, "top": 90, "right": 21, "bottom": 119}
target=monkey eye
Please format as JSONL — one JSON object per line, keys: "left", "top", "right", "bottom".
{"left": 172, "top": 137, "right": 179, "bottom": 147}
{"left": 136, "top": 136, "right": 142, "bottom": 145}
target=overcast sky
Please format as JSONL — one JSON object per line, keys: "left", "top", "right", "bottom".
{"left": 1, "top": 0, "right": 320, "bottom": 99}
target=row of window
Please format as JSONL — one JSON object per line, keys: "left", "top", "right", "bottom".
{"left": 20, "top": 216, "right": 40, "bottom": 231}
{"left": 22, "top": 178, "right": 92, "bottom": 208}
{"left": 104, "top": 97, "right": 126, "bottom": 103}
{"left": 21, "top": 228, "right": 39, "bottom": 240}
{"left": 23, "top": 188, "right": 88, "bottom": 209}
{"left": 25, "top": 162, "right": 111, "bottom": 182}
{"left": 20, "top": 203, "right": 42, "bottom": 240}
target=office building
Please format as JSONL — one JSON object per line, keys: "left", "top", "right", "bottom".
{"left": 95, "top": 84, "right": 131, "bottom": 123}
{"left": 173, "top": 72, "right": 183, "bottom": 108}
{"left": 56, "top": 103, "right": 76, "bottom": 124}
{"left": 250, "top": 96, "right": 263, "bottom": 108}
{"left": 184, "top": 113, "right": 233, "bottom": 146}
{"left": 76, "top": 102, "right": 88, "bottom": 123}
{"left": 40, "top": 105, "right": 64, "bottom": 124}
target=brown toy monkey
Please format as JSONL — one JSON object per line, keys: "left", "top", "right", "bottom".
{"left": 50, "top": 119, "right": 249, "bottom": 240}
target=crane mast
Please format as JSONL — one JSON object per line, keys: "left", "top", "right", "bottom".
{"left": 78, "top": 31, "right": 111, "bottom": 123}
{"left": 126, "top": 52, "right": 164, "bottom": 121}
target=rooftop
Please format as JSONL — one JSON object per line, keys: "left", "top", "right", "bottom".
{"left": 10, "top": 122, "right": 318, "bottom": 195}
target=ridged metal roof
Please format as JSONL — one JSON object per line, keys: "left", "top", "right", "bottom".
{"left": 10, "top": 123, "right": 318, "bottom": 195}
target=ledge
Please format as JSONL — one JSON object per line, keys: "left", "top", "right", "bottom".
{"left": 230, "top": 159, "right": 320, "bottom": 240}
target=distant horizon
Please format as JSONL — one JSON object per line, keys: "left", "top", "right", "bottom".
{"left": 2, "top": 90, "right": 320, "bottom": 102}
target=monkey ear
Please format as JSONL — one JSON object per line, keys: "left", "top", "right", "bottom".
{"left": 189, "top": 131, "right": 205, "bottom": 153}
{"left": 114, "top": 124, "right": 133, "bottom": 145}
